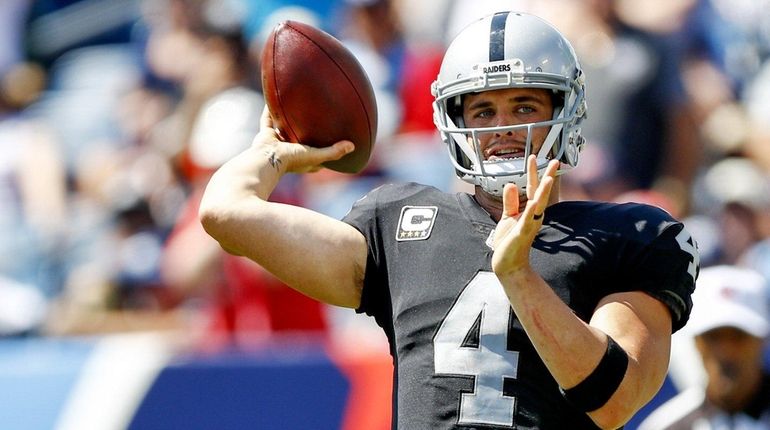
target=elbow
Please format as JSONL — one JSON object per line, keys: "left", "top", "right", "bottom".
{"left": 198, "top": 203, "right": 231, "bottom": 247}
{"left": 587, "top": 403, "right": 636, "bottom": 430}
{"left": 198, "top": 203, "right": 221, "bottom": 237}
{"left": 586, "top": 380, "right": 653, "bottom": 430}
{"left": 198, "top": 190, "right": 236, "bottom": 237}
{"left": 198, "top": 201, "right": 248, "bottom": 256}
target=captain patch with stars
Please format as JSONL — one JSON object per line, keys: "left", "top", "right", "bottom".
{"left": 396, "top": 206, "right": 438, "bottom": 241}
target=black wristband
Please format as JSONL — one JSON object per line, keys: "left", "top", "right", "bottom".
{"left": 559, "top": 335, "right": 629, "bottom": 412}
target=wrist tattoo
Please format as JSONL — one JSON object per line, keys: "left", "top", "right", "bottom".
{"left": 264, "top": 150, "right": 282, "bottom": 170}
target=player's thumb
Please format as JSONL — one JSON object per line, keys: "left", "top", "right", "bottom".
{"left": 259, "top": 105, "right": 275, "bottom": 130}
{"left": 319, "top": 140, "right": 355, "bottom": 162}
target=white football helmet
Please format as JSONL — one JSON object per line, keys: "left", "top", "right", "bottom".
{"left": 432, "top": 11, "right": 587, "bottom": 196}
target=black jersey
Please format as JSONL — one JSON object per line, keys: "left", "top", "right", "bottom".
{"left": 342, "top": 183, "right": 698, "bottom": 430}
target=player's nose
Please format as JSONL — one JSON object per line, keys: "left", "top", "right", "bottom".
{"left": 493, "top": 116, "right": 516, "bottom": 136}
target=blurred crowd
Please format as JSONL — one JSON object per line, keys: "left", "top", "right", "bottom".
{"left": 1, "top": 0, "right": 769, "bottom": 358}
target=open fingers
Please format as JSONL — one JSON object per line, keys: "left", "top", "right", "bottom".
{"left": 526, "top": 155, "right": 539, "bottom": 201}
{"left": 532, "top": 176, "right": 554, "bottom": 217}
{"left": 526, "top": 156, "right": 562, "bottom": 199}
{"left": 544, "top": 159, "right": 560, "bottom": 182}
{"left": 528, "top": 159, "right": 560, "bottom": 219}
{"left": 502, "top": 183, "right": 520, "bottom": 218}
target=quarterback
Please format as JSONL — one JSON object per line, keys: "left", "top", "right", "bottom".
{"left": 200, "top": 11, "right": 699, "bottom": 429}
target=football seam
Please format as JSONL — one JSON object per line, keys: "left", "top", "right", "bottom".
{"left": 288, "top": 22, "right": 375, "bottom": 147}
{"left": 271, "top": 31, "right": 299, "bottom": 142}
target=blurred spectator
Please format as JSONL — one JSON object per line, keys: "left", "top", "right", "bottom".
{"left": 41, "top": 74, "right": 185, "bottom": 334}
{"left": 0, "top": 0, "right": 29, "bottom": 76}
{"left": 27, "top": 1, "right": 187, "bottom": 334}
{"left": 337, "top": 0, "right": 403, "bottom": 94}
{"left": 683, "top": 157, "right": 770, "bottom": 266}
{"left": 157, "top": 2, "right": 329, "bottom": 349}
{"left": 0, "top": 1, "right": 65, "bottom": 336}
{"left": 0, "top": 119, "right": 65, "bottom": 295}
{"left": 334, "top": 0, "right": 453, "bottom": 195}
{"left": 744, "top": 241, "right": 770, "bottom": 291}
{"left": 692, "top": 0, "right": 770, "bottom": 93}
{"left": 540, "top": 0, "right": 700, "bottom": 212}
{"left": 0, "top": 275, "right": 48, "bottom": 336}
{"left": 242, "top": 0, "right": 341, "bottom": 45}
{"left": 614, "top": 189, "right": 682, "bottom": 219}
{"left": 161, "top": 182, "right": 330, "bottom": 351}
{"left": 743, "top": 58, "right": 770, "bottom": 175}
{"left": 24, "top": 0, "right": 142, "bottom": 70}
{"left": 639, "top": 265, "right": 770, "bottom": 429}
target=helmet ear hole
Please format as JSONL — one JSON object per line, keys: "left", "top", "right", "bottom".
{"left": 453, "top": 140, "right": 473, "bottom": 171}
{"left": 550, "top": 91, "right": 565, "bottom": 113}
{"left": 448, "top": 95, "right": 464, "bottom": 127}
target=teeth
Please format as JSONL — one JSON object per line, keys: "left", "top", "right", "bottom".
{"left": 486, "top": 148, "right": 523, "bottom": 161}
{"left": 486, "top": 155, "right": 523, "bottom": 163}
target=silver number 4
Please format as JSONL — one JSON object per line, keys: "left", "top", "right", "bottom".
{"left": 433, "top": 271, "right": 518, "bottom": 427}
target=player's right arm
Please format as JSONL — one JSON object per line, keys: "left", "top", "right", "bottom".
{"left": 198, "top": 107, "right": 367, "bottom": 308}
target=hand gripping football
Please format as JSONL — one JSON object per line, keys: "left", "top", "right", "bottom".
{"left": 261, "top": 20, "right": 378, "bottom": 174}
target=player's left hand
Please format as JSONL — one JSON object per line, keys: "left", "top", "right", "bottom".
{"left": 491, "top": 156, "right": 560, "bottom": 277}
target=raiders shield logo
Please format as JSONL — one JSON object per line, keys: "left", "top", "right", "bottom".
{"left": 396, "top": 206, "right": 438, "bottom": 241}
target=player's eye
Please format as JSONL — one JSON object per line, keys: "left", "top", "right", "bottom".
{"left": 474, "top": 109, "right": 495, "bottom": 119}
{"left": 516, "top": 105, "right": 536, "bottom": 114}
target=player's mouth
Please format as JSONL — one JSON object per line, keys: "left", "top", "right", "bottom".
{"left": 484, "top": 146, "right": 526, "bottom": 162}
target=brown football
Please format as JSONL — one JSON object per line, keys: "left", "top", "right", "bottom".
{"left": 261, "top": 20, "right": 377, "bottom": 174}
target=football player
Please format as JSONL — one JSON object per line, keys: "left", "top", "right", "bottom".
{"left": 200, "top": 11, "right": 699, "bottom": 429}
